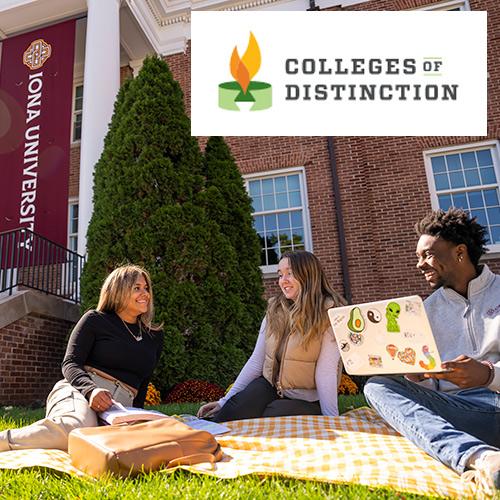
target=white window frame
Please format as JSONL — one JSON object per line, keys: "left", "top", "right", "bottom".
{"left": 244, "top": 166, "right": 313, "bottom": 275}
{"left": 71, "top": 82, "right": 83, "bottom": 144}
{"left": 423, "top": 139, "right": 500, "bottom": 255}
{"left": 65, "top": 198, "right": 80, "bottom": 299}
{"left": 415, "top": 0, "right": 470, "bottom": 11}
{"left": 67, "top": 198, "right": 79, "bottom": 252}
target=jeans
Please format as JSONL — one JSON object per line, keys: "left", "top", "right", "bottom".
{"left": 213, "top": 376, "right": 322, "bottom": 422}
{"left": 364, "top": 376, "right": 500, "bottom": 474}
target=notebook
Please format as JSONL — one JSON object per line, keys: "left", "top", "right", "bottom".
{"left": 328, "top": 295, "right": 445, "bottom": 376}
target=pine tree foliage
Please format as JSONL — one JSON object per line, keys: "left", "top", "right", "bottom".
{"left": 201, "top": 137, "right": 266, "bottom": 352}
{"left": 80, "top": 57, "right": 263, "bottom": 391}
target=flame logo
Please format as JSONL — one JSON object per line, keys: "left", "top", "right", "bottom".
{"left": 230, "top": 32, "right": 261, "bottom": 95}
{"left": 218, "top": 31, "right": 271, "bottom": 112}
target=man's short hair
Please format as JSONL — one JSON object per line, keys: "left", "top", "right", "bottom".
{"left": 415, "top": 208, "right": 488, "bottom": 266}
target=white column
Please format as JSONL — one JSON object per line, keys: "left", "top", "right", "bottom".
{"left": 129, "top": 58, "right": 144, "bottom": 77}
{"left": 77, "top": 0, "right": 120, "bottom": 257}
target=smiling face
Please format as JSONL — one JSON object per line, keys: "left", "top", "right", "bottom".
{"left": 278, "top": 257, "right": 301, "bottom": 301}
{"left": 119, "top": 274, "right": 150, "bottom": 323}
{"left": 416, "top": 234, "right": 463, "bottom": 291}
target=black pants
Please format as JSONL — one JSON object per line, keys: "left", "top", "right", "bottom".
{"left": 213, "top": 376, "right": 322, "bottom": 422}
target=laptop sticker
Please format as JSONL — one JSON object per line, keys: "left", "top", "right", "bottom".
{"left": 397, "top": 347, "right": 416, "bottom": 365}
{"left": 349, "top": 332, "right": 364, "bottom": 345}
{"left": 348, "top": 307, "right": 365, "bottom": 333}
{"left": 405, "top": 299, "right": 422, "bottom": 315}
{"left": 386, "top": 344, "right": 398, "bottom": 360}
{"left": 368, "top": 355, "right": 383, "bottom": 368}
{"left": 339, "top": 340, "right": 350, "bottom": 352}
{"left": 367, "top": 309, "right": 382, "bottom": 323}
{"left": 419, "top": 345, "right": 436, "bottom": 370}
{"left": 386, "top": 302, "right": 401, "bottom": 332}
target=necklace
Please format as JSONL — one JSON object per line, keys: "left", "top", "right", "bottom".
{"left": 121, "top": 318, "right": 143, "bottom": 342}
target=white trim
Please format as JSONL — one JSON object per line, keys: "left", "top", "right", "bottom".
{"left": 70, "top": 81, "right": 83, "bottom": 144}
{"left": 423, "top": 140, "right": 500, "bottom": 254}
{"left": 67, "top": 198, "right": 79, "bottom": 251}
{"left": 243, "top": 166, "right": 313, "bottom": 275}
{"left": 423, "top": 139, "right": 498, "bottom": 155}
{"left": 414, "top": 0, "right": 470, "bottom": 11}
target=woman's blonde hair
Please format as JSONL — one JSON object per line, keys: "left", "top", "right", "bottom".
{"left": 96, "top": 264, "right": 160, "bottom": 330}
{"left": 267, "top": 251, "right": 346, "bottom": 347}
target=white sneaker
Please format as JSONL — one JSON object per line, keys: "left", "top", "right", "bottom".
{"left": 462, "top": 451, "right": 500, "bottom": 497}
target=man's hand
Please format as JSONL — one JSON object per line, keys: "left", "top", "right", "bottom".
{"left": 423, "top": 354, "right": 491, "bottom": 389}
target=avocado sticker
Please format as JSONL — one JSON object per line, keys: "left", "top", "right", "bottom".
{"left": 347, "top": 307, "right": 365, "bottom": 333}
{"left": 386, "top": 301, "right": 401, "bottom": 333}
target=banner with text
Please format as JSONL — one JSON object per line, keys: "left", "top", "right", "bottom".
{"left": 0, "top": 19, "right": 75, "bottom": 251}
{"left": 191, "top": 11, "right": 486, "bottom": 136}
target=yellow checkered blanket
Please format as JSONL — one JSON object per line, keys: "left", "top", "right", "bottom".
{"left": 0, "top": 408, "right": 480, "bottom": 498}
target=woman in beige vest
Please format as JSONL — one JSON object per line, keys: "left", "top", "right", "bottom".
{"left": 198, "top": 250, "right": 345, "bottom": 421}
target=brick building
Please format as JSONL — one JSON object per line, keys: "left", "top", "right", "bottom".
{"left": 0, "top": 0, "right": 499, "bottom": 403}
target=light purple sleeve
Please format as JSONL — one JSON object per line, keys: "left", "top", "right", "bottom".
{"left": 315, "top": 327, "right": 340, "bottom": 416}
{"left": 218, "top": 317, "right": 267, "bottom": 407}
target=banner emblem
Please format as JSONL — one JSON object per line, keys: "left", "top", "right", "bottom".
{"left": 218, "top": 32, "right": 272, "bottom": 111}
{"left": 23, "top": 39, "right": 52, "bottom": 70}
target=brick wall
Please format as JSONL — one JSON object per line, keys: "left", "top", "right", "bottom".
{"left": 164, "top": 0, "right": 500, "bottom": 302}
{"left": 67, "top": 1, "right": 499, "bottom": 302}
{"left": 0, "top": 313, "right": 74, "bottom": 406}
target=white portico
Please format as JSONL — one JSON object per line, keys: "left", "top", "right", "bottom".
{"left": 0, "top": 0, "right": 363, "bottom": 256}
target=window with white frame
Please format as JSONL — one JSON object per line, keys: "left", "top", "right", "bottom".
{"left": 425, "top": 141, "right": 500, "bottom": 252}
{"left": 68, "top": 201, "right": 79, "bottom": 252}
{"left": 72, "top": 84, "right": 83, "bottom": 142}
{"left": 245, "top": 168, "right": 312, "bottom": 273}
{"left": 415, "top": 0, "right": 470, "bottom": 10}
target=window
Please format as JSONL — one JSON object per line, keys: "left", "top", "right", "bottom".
{"left": 424, "top": 141, "right": 500, "bottom": 252}
{"left": 68, "top": 201, "right": 78, "bottom": 252}
{"left": 245, "top": 168, "right": 312, "bottom": 273}
{"left": 416, "top": 1, "right": 470, "bottom": 11}
{"left": 72, "top": 84, "right": 83, "bottom": 142}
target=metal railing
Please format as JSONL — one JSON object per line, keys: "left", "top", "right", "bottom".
{"left": 0, "top": 228, "right": 85, "bottom": 304}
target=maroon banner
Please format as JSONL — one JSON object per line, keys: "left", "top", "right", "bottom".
{"left": 0, "top": 20, "right": 75, "bottom": 252}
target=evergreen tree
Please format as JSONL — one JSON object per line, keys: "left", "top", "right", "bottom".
{"left": 202, "top": 137, "right": 266, "bottom": 352}
{"left": 80, "top": 57, "right": 262, "bottom": 391}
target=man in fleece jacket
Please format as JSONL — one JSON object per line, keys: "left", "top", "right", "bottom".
{"left": 364, "top": 208, "right": 499, "bottom": 494}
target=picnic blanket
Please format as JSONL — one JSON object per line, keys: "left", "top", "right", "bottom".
{"left": 0, "top": 408, "right": 481, "bottom": 498}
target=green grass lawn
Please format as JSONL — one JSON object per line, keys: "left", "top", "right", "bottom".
{"left": 0, "top": 395, "right": 439, "bottom": 500}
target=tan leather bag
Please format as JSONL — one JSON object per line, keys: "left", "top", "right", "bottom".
{"left": 68, "top": 418, "right": 223, "bottom": 478}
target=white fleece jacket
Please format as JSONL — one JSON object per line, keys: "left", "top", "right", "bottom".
{"left": 423, "top": 264, "right": 500, "bottom": 393}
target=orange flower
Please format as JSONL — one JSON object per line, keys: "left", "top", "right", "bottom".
{"left": 338, "top": 373, "right": 359, "bottom": 395}
{"left": 145, "top": 383, "right": 161, "bottom": 406}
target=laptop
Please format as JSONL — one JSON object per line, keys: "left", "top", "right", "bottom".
{"left": 328, "top": 295, "right": 444, "bottom": 376}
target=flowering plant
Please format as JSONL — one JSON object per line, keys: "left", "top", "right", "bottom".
{"left": 338, "top": 373, "right": 359, "bottom": 395}
{"left": 164, "top": 379, "right": 225, "bottom": 403}
{"left": 145, "top": 383, "right": 161, "bottom": 406}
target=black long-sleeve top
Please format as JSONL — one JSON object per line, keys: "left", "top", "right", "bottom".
{"left": 62, "top": 310, "right": 164, "bottom": 408}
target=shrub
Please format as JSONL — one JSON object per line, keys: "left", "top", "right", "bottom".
{"left": 81, "top": 57, "right": 264, "bottom": 392}
{"left": 164, "top": 379, "right": 225, "bottom": 403}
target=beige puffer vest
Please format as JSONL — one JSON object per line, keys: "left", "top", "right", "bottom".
{"left": 262, "top": 327, "right": 324, "bottom": 394}
{"left": 262, "top": 298, "right": 335, "bottom": 395}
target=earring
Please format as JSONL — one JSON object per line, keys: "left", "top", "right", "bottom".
{"left": 458, "top": 255, "right": 463, "bottom": 262}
